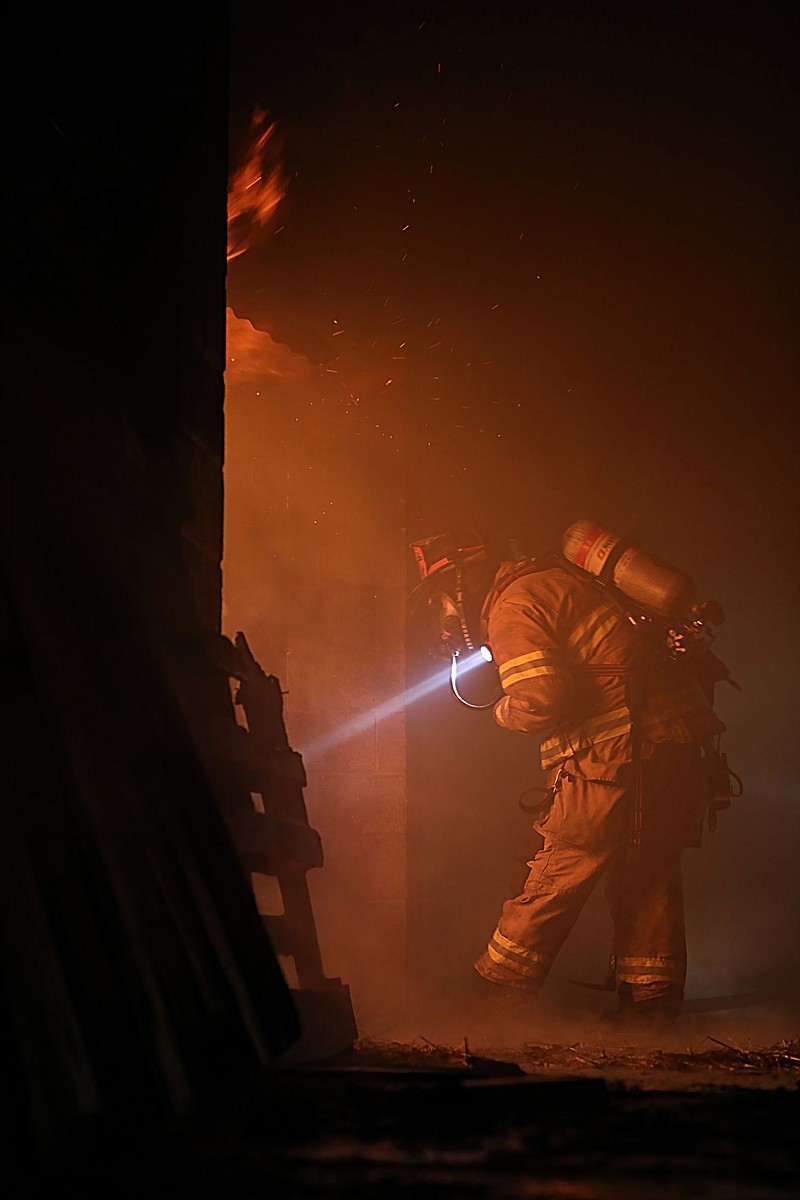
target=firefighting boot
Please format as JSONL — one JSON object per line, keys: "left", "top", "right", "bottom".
{"left": 467, "top": 968, "right": 539, "bottom": 1040}
{"left": 601, "top": 982, "right": 681, "bottom": 1032}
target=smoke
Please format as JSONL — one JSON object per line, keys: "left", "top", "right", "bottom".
{"left": 226, "top": 2, "right": 799, "bottom": 1044}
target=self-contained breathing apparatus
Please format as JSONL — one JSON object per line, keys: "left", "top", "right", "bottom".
{"left": 408, "top": 521, "right": 742, "bottom": 825}
{"left": 561, "top": 518, "right": 735, "bottom": 680}
{"left": 560, "top": 519, "right": 743, "bottom": 828}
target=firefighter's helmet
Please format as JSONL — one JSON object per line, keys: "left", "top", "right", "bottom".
{"left": 408, "top": 531, "right": 490, "bottom": 658}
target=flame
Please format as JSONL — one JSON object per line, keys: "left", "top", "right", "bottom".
{"left": 226, "top": 111, "right": 318, "bottom": 384}
{"left": 227, "top": 106, "right": 287, "bottom": 262}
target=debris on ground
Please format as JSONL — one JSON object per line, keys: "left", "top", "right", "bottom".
{"left": 349, "top": 1034, "right": 800, "bottom": 1089}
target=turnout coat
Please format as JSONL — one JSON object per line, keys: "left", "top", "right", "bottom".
{"left": 473, "top": 558, "right": 726, "bottom": 998}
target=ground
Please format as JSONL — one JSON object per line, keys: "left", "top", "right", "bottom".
{"left": 15, "top": 1003, "right": 799, "bottom": 1198}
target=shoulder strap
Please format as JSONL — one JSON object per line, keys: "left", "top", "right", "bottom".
{"left": 480, "top": 560, "right": 543, "bottom": 627}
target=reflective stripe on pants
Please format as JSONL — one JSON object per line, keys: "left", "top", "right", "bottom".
{"left": 474, "top": 743, "right": 702, "bottom": 1001}
{"left": 474, "top": 833, "right": 686, "bottom": 995}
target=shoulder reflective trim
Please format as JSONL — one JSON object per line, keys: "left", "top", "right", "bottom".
{"left": 499, "top": 648, "right": 553, "bottom": 674}
{"left": 567, "top": 606, "right": 620, "bottom": 659}
{"left": 499, "top": 651, "right": 560, "bottom": 687}
{"left": 566, "top": 604, "right": 618, "bottom": 652}
{"left": 501, "top": 663, "right": 559, "bottom": 688}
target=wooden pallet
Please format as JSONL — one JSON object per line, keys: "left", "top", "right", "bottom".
{"left": 220, "top": 631, "right": 357, "bottom": 1062}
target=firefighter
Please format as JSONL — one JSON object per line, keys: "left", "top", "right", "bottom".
{"left": 410, "top": 524, "right": 736, "bottom": 1026}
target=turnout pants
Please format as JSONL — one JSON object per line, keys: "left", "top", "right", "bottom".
{"left": 474, "top": 743, "right": 706, "bottom": 1010}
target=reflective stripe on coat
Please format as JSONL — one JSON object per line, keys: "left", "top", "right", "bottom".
{"left": 487, "top": 565, "right": 725, "bottom": 771}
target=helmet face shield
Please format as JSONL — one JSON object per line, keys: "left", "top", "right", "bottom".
{"left": 408, "top": 532, "right": 490, "bottom": 659}
{"left": 428, "top": 590, "right": 469, "bottom": 658}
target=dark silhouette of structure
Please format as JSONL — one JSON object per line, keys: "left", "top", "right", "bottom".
{"left": 1, "top": 6, "right": 303, "bottom": 1174}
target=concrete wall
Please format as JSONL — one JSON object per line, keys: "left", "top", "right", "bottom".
{"left": 223, "top": 337, "right": 409, "bottom": 1034}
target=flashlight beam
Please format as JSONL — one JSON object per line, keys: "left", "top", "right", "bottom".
{"left": 302, "top": 651, "right": 488, "bottom": 763}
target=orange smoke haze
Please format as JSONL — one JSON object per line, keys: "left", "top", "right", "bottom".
{"left": 224, "top": 105, "right": 410, "bottom": 1036}
{"left": 225, "top": 309, "right": 314, "bottom": 385}
{"left": 222, "top": 0, "right": 799, "bottom": 1046}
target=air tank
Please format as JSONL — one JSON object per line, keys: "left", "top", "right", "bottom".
{"left": 562, "top": 519, "right": 696, "bottom": 623}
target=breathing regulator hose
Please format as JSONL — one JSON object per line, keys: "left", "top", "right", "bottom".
{"left": 449, "top": 650, "right": 502, "bottom": 710}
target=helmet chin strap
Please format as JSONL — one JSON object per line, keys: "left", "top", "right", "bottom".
{"left": 452, "top": 564, "right": 475, "bottom": 651}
